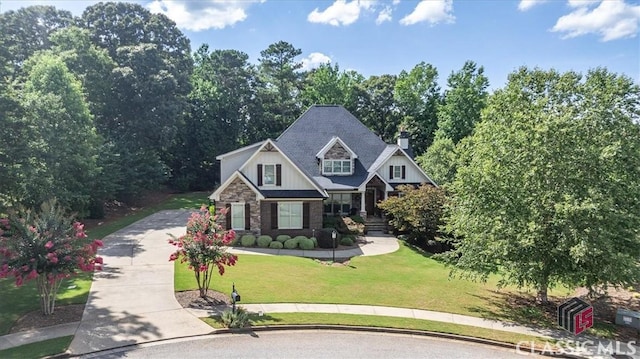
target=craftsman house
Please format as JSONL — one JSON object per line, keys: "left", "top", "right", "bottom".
{"left": 210, "top": 105, "right": 436, "bottom": 237}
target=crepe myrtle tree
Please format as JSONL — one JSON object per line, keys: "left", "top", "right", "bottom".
{"left": 0, "top": 199, "right": 103, "bottom": 315}
{"left": 169, "top": 205, "right": 237, "bottom": 298}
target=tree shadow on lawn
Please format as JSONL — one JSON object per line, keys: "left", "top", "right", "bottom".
{"left": 466, "top": 290, "right": 638, "bottom": 342}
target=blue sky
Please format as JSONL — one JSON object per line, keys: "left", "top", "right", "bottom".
{"left": 1, "top": 0, "right": 638, "bottom": 89}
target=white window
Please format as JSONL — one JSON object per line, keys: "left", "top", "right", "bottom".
{"left": 263, "top": 164, "right": 275, "bottom": 185}
{"left": 231, "top": 203, "right": 245, "bottom": 230}
{"left": 393, "top": 165, "right": 402, "bottom": 179}
{"left": 278, "top": 202, "right": 302, "bottom": 229}
{"left": 323, "top": 159, "right": 351, "bottom": 175}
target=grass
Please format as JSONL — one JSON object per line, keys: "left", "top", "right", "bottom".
{"left": 0, "top": 192, "right": 209, "bottom": 336}
{"left": 177, "top": 243, "right": 523, "bottom": 318}
{"left": 201, "top": 313, "right": 552, "bottom": 347}
{"left": 0, "top": 336, "right": 73, "bottom": 359}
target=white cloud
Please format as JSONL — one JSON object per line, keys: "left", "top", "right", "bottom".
{"left": 376, "top": 6, "right": 393, "bottom": 24}
{"left": 551, "top": 0, "right": 640, "bottom": 41}
{"left": 567, "top": 0, "right": 600, "bottom": 7}
{"left": 400, "top": 0, "right": 455, "bottom": 26}
{"left": 301, "top": 52, "right": 332, "bottom": 71}
{"left": 147, "top": 0, "right": 260, "bottom": 31}
{"left": 518, "top": 0, "right": 547, "bottom": 11}
{"left": 392, "top": 0, "right": 400, "bottom": 4}
{"left": 307, "top": 0, "right": 374, "bottom": 26}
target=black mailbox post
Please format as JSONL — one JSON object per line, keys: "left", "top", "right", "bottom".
{"left": 231, "top": 283, "right": 241, "bottom": 313}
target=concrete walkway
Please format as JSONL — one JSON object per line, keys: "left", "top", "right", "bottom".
{"left": 0, "top": 210, "right": 637, "bottom": 359}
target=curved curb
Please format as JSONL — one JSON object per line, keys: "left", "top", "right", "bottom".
{"left": 48, "top": 325, "right": 587, "bottom": 359}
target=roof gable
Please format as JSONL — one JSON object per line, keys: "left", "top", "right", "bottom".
{"left": 276, "top": 105, "right": 388, "bottom": 179}
{"left": 316, "top": 136, "right": 358, "bottom": 159}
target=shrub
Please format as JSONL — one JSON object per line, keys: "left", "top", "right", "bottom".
{"left": 276, "top": 234, "right": 290, "bottom": 243}
{"left": 240, "top": 234, "right": 256, "bottom": 247}
{"left": 283, "top": 238, "right": 299, "bottom": 249}
{"left": 317, "top": 228, "right": 339, "bottom": 249}
{"left": 269, "top": 241, "right": 284, "bottom": 249}
{"left": 340, "top": 236, "right": 354, "bottom": 246}
{"left": 257, "top": 235, "right": 272, "bottom": 248}
{"left": 310, "top": 237, "right": 318, "bottom": 247}
{"left": 221, "top": 307, "right": 249, "bottom": 328}
{"left": 298, "top": 237, "right": 314, "bottom": 250}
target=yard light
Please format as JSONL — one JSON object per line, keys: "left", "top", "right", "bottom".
{"left": 231, "top": 283, "right": 241, "bottom": 314}
{"left": 332, "top": 230, "right": 337, "bottom": 262}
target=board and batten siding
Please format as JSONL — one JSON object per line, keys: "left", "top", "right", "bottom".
{"left": 220, "top": 147, "right": 257, "bottom": 184}
{"left": 378, "top": 155, "right": 428, "bottom": 183}
{"left": 244, "top": 151, "right": 316, "bottom": 190}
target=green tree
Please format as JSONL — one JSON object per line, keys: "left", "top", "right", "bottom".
{"left": 416, "top": 136, "right": 457, "bottom": 186}
{"left": 435, "top": 61, "right": 489, "bottom": 144}
{"left": 443, "top": 67, "right": 640, "bottom": 304}
{"left": 378, "top": 184, "right": 447, "bottom": 250}
{"left": 252, "top": 41, "right": 303, "bottom": 141}
{"left": 0, "top": 5, "right": 73, "bottom": 78}
{"left": 21, "top": 53, "right": 101, "bottom": 214}
{"left": 172, "top": 45, "right": 258, "bottom": 190}
{"left": 301, "top": 63, "right": 357, "bottom": 107}
{"left": 395, "top": 62, "right": 441, "bottom": 154}
{"left": 353, "top": 74, "right": 400, "bottom": 143}
{"left": 0, "top": 199, "right": 103, "bottom": 315}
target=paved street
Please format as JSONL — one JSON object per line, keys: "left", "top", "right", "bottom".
{"left": 80, "top": 330, "right": 539, "bottom": 359}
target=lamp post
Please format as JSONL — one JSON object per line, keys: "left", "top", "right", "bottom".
{"left": 332, "top": 230, "right": 337, "bottom": 262}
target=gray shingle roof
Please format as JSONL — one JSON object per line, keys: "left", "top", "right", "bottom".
{"left": 276, "top": 105, "right": 388, "bottom": 188}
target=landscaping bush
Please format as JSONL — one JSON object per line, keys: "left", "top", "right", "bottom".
{"left": 221, "top": 307, "right": 249, "bottom": 328}
{"left": 310, "top": 237, "right": 318, "bottom": 247}
{"left": 317, "top": 228, "right": 339, "bottom": 249}
{"left": 322, "top": 216, "right": 351, "bottom": 234}
{"left": 283, "top": 238, "right": 299, "bottom": 249}
{"left": 298, "top": 237, "right": 315, "bottom": 250}
{"left": 349, "top": 215, "right": 365, "bottom": 224}
{"left": 257, "top": 235, "right": 272, "bottom": 248}
{"left": 340, "top": 236, "right": 354, "bottom": 246}
{"left": 269, "top": 241, "right": 284, "bottom": 249}
{"left": 276, "top": 235, "right": 290, "bottom": 243}
{"left": 240, "top": 234, "right": 256, "bottom": 247}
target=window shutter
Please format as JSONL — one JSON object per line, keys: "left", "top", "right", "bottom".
{"left": 244, "top": 203, "right": 250, "bottom": 230}
{"left": 401, "top": 165, "right": 406, "bottom": 179}
{"left": 303, "top": 202, "right": 310, "bottom": 229}
{"left": 271, "top": 203, "right": 278, "bottom": 229}
{"left": 276, "top": 164, "right": 282, "bottom": 186}
{"left": 257, "top": 164, "right": 263, "bottom": 186}
{"left": 225, "top": 203, "right": 231, "bottom": 230}
{"left": 389, "top": 165, "right": 393, "bottom": 179}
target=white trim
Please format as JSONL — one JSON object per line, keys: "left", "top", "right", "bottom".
{"left": 210, "top": 171, "right": 265, "bottom": 201}
{"left": 230, "top": 202, "right": 246, "bottom": 230}
{"left": 358, "top": 172, "right": 394, "bottom": 193}
{"left": 216, "top": 141, "right": 265, "bottom": 160}
{"left": 367, "top": 145, "right": 438, "bottom": 187}
{"left": 239, "top": 139, "right": 327, "bottom": 196}
{"left": 322, "top": 159, "right": 352, "bottom": 176}
{"left": 315, "top": 136, "right": 358, "bottom": 159}
{"left": 262, "top": 163, "right": 277, "bottom": 186}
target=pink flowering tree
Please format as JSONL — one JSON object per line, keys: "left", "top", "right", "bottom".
{"left": 169, "top": 205, "right": 237, "bottom": 298}
{"left": 0, "top": 199, "right": 103, "bottom": 315}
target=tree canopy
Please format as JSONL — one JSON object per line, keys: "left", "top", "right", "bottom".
{"left": 442, "top": 67, "right": 640, "bottom": 303}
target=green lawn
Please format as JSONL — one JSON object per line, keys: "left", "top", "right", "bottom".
{"left": 0, "top": 192, "right": 209, "bottom": 336}
{"left": 202, "top": 313, "right": 552, "bottom": 347}
{"left": 177, "top": 243, "right": 520, "bottom": 318}
{"left": 0, "top": 336, "right": 73, "bottom": 359}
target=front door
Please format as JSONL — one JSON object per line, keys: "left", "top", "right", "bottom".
{"left": 365, "top": 189, "right": 375, "bottom": 216}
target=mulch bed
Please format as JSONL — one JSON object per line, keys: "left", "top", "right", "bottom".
{"left": 9, "top": 304, "right": 85, "bottom": 333}
{"left": 175, "top": 290, "right": 232, "bottom": 309}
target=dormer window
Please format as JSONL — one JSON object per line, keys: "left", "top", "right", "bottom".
{"left": 323, "top": 159, "right": 351, "bottom": 175}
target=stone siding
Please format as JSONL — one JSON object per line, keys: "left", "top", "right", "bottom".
{"left": 260, "top": 200, "right": 323, "bottom": 238}
{"left": 325, "top": 143, "right": 350, "bottom": 160}
{"left": 217, "top": 177, "right": 260, "bottom": 234}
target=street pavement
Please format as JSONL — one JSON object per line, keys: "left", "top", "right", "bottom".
{"left": 0, "top": 209, "right": 637, "bottom": 359}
